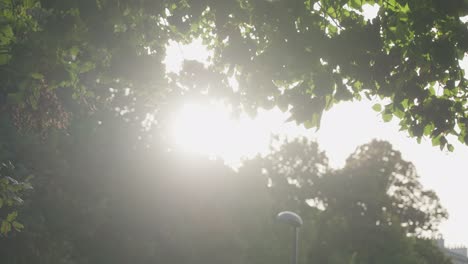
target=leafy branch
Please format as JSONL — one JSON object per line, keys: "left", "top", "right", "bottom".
{"left": 0, "top": 161, "right": 32, "bottom": 236}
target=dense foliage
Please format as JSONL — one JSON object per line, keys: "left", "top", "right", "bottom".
{"left": 0, "top": 161, "right": 30, "bottom": 236}
{"left": 1, "top": 0, "right": 467, "bottom": 148}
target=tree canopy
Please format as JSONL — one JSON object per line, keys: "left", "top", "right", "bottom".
{"left": 0, "top": 0, "right": 467, "bottom": 149}
{"left": 242, "top": 138, "right": 450, "bottom": 263}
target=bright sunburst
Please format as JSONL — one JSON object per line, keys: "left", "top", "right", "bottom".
{"left": 172, "top": 102, "right": 236, "bottom": 156}
{"left": 170, "top": 101, "right": 295, "bottom": 165}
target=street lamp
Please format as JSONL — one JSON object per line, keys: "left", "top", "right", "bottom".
{"left": 277, "top": 211, "right": 303, "bottom": 264}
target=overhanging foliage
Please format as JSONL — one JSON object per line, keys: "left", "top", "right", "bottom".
{"left": 1, "top": 0, "right": 467, "bottom": 148}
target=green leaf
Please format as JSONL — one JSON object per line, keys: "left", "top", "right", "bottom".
{"left": 31, "top": 72, "right": 44, "bottom": 80}
{"left": 349, "top": 0, "right": 361, "bottom": 9}
{"left": 372, "top": 103, "right": 382, "bottom": 112}
{"left": 303, "top": 120, "right": 314, "bottom": 129}
{"left": 0, "top": 25, "right": 14, "bottom": 42}
{"left": 401, "top": 99, "right": 409, "bottom": 109}
{"left": 1, "top": 221, "right": 11, "bottom": 234}
{"left": 447, "top": 144, "right": 454, "bottom": 152}
{"left": 352, "top": 81, "right": 363, "bottom": 91}
{"left": 423, "top": 124, "right": 434, "bottom": 136}
{"left": 393, "top": 109, "right": 404, "bottom": 118}
{"left": 12, "top": 221, "right": 24, "bottom": 231}
{"left": 439, "top": 136, "right": 447, "bottom": 150}
{"left": 6, "top": 211, "right": 17, "bottom": 222}
{"left": 79, "top": 61, "right": 96, "bottom": 73}
{"left": 382, "top": 113, "right": 393, "bottom": 122}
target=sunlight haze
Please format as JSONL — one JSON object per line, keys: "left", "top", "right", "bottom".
{"left": 3, "top": 1, "right": 468, "bottom": 263}
{"left": 166, "top": 38, "right": 468, "bottom": 247}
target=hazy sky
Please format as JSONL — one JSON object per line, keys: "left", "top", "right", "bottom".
{"left": 250, "top": 102, "right": 468, "bottom": 247}
{"left": 316, "top": 101, "right": 468, "bottom": 247}
{"left": 171, "top": 96, "right": 468, "bottom": 247}
{"left": 165, "top": 35, "right": 468, "bottom": 247}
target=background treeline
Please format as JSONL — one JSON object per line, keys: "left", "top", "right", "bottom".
{"left": 0, "top": 104, "right": 451, "bottom": 263}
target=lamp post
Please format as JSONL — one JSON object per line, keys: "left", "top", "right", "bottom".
{"left": 276, "top": 211, "right": 303, "bottom": 264}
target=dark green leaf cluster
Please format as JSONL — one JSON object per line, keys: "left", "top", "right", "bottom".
{"left": 0, "top": 161, "right": 31, "bottom": 236}
{"left": 1, "top": 0, "right": 467, "bottom": 149}
{"left": 171, "top": 0, "right": 468, "bottom": 149}
{"left": 0, "top": 0, "right": 171, "bottom": 132}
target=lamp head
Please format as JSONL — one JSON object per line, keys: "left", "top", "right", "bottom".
{"left": 276, "top": 211, "right": 303, "bottom": 227}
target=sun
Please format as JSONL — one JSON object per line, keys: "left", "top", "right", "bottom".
{"left": 172, "top": 102, "right": 236, "bottom": 156}
{"left": 170, "top": 101, "right": 288, "bottom": 165}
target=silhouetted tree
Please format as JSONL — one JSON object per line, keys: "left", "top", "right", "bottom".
{"left": 248, "top": 138, "right": 449, "bottom": 264}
